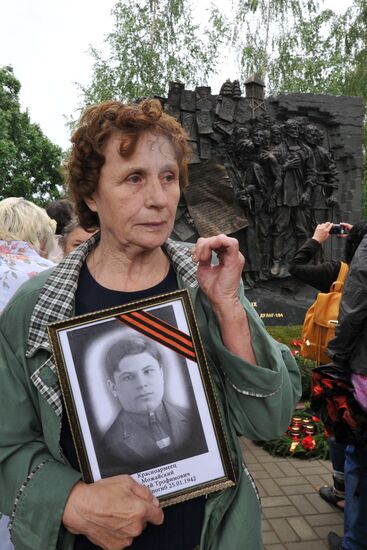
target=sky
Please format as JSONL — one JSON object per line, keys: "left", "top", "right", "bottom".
{"left": 0, "top": 0, "right": 353, "bottom": 151}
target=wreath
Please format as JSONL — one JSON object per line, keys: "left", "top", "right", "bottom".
{"left": 259, "top": 340, "right": 329, "bottom": 459}
{"left": 260, "top": 408, "right": 330, "bottom": 459}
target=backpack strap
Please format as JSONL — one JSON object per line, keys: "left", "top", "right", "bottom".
{"left": 331, "top": 261, "right": 349, "bottom": 292}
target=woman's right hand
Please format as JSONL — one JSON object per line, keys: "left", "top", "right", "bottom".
{"left": 312, "top": 222, "right": 333, "bottom": 244}
{"left": 62, "top": 475, "right": 164, "bottom": 550}
{"left": 339, "top": 222, "right": 353, "bottom": 238}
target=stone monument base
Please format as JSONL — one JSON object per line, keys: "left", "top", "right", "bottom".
{"left": 246, "top": 277, "right": 317, "bottom": 326}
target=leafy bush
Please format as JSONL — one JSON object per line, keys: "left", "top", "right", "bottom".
{"left": 267, "top": 326, "right": 315, "bottom": 401}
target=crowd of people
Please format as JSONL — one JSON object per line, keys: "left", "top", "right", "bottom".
{"left": 0, "top": 96, "right": 365, "bottom": 550}
{"left": 290, "top": 221, "right": 367, "bottom": 550}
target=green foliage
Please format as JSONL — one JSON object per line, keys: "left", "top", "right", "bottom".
{"left": 217, "top": 0, "right": 320, "bottom": 82}
{"left": 79, "top": 0, "right": 224, "bottom": 106}
{"left": 295, "top": 353, "right": 314, "bottom": 401}
{"left": 0, "top": 66, "right": 64, "bottom": 205}
{"left": 267, "top": 325, "right": 314, "bottom": 401}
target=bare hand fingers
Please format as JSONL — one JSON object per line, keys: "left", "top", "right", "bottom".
{"left": 127, "top": 477, "right": 159, "bottom": 505}
{"left": 192, "top": 235, "right": 239, "bottom": 265}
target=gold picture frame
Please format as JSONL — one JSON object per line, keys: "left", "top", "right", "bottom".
{"left": 48, "top": 289, "right": 235, "bottom": 507}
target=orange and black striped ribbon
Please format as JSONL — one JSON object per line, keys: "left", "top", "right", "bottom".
{"left": 116, "top": 309, "right": 197, "bottom": 362}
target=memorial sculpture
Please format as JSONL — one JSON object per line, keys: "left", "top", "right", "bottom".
{"left": 165, "top": 76, "right": 363, "bottom": 293}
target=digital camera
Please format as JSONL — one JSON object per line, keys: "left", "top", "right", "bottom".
{"left": 330, "top": 224, "right": 348, "bottom": 235}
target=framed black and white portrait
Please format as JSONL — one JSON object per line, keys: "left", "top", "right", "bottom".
{"left": 48, "top": 289, "right": 235, "bottom": 506}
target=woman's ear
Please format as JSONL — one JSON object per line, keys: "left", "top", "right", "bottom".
{"left": 84, "top": 195, "right": 98, "bottom": 213}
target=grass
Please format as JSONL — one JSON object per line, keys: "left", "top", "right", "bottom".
{"left": 266, "top": 325, "right": 303, "bottom": 344}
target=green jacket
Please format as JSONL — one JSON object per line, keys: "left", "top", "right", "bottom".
{"left": 0, "top": 235, "right": 301, "bottom": 550}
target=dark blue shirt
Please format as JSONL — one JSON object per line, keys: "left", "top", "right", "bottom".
{"left": 60, "top": 262, "right": 205, "bottom": 549}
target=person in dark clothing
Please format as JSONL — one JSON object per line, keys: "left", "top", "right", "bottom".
{"left": 289, "top": 221, "right": 352, "bottom": 292}
{"left": 327, "top": 232, "right": 367, "bottom": 550}
{"left": 289, "top": 220, "right": 367, "bottom": 512}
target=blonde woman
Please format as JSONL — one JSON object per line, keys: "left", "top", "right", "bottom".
{"left": 0, "top": 197, "right": 56, "bottom": 312}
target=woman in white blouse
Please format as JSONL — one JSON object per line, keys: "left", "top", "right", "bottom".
{"left": 0, "top": 197, "right": 57, "bottom": 313}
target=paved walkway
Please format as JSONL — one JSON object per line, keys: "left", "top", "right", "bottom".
{"left": 241, "top": 438, "right": 344, "bottom": 549}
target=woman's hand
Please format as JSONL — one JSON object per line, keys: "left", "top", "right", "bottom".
{"left": 312, "top": 222, "right": 333, "bottom": 244}
{"left": 192, "top": 234, "right": 244, "bottom": 312}
{"left": 63, "top": 475, "right": 164, "bottom": 550}
{"left": 192, "top": 235, "right": 256, "bottom": 364}
{"left": 339, "top": 222, "right": 353, "bottom": 238}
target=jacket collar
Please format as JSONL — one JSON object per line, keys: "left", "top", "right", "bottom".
{"left": 26, "top": 233, "right": 198, "bottom": 358}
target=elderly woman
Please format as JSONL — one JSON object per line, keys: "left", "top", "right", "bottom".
{"left": 0, "top": 99, "right": 301, "bottom": 550}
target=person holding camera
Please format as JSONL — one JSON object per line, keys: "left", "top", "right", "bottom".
{"left": 289, "top": 221, "right": 352, "bottom": 293}
{"left": 289, "top": 221, "right": 367, "bottom": 513}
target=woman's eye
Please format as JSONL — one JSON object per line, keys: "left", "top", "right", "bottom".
{"left": 127, "top": 174, "right": 141, "bottom": 185}
{"left": 163, "top": 173, "right": 177, "bottom": 183}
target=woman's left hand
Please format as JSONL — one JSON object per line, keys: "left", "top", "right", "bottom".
{"left": 192, "top": 234, "right": 244, "bottom": 311}
{"left": 192, "top": 234, "right": 256, "bottom": 364}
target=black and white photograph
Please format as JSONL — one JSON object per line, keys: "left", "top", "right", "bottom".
{"left": 48, "top": 290, "right": 235, "bottom": 505}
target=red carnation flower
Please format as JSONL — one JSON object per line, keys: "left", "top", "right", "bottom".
{"left": 302, "top": 435, "right": 316, "bottom": 451}
{"left": 312, "top": 416, "right": 320, "bottom": 423}
{"left": 312, "top": 384, "right": 323, "bottom": 397}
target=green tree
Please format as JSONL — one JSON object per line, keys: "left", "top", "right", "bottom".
{"left": 0, "top": 66, "right": 64, "bottom": 205}
{"left": 211, "top": 0, "right": 321, "bottom": 85}
{"left": 79, "top": 0, "right": 224, "bottom": 105}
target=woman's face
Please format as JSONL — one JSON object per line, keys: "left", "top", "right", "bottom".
{"left": 64, "top": 226, "right": 95, "bottom": 256}
{"left": 85, "top": 132, "right": 180, "bottom": 253}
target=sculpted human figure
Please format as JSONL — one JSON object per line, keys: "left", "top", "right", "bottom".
{"left": 270, "top": 118, "right": 316, "bottom": 278}
{"left": 231, "top": 126, "right": 279, "bottom": 284}
{"left": 304, "top": 125, "right": 339, "bottom": 224}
